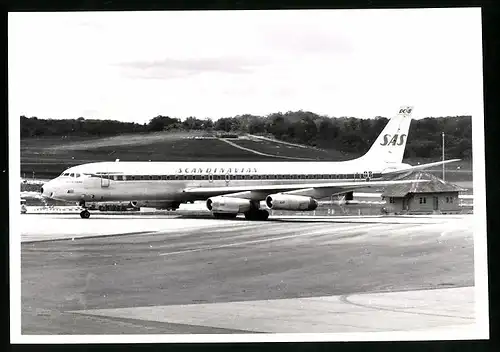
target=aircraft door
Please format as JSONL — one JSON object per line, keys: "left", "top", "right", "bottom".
{"left": 101, "top": 175, "right": 110, "bottom": 188}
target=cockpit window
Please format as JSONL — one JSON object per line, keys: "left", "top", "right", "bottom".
{"left": 76, "top": 173, "right": 80, "bottom": 178}
{"left": 63, "top": 173, "right": 69, "bottom": 176}
{"left": 70, "top": 173, "right": 74, "bottom": 177}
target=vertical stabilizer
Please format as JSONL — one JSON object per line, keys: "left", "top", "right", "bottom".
{"left": 359, "top": 106, "right": 413, "bottom": 164}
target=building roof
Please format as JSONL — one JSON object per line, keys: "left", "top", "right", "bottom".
{"left": 381, "top": 171, "right": 466, "bottom": 197}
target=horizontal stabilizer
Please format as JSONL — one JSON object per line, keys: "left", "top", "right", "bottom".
{"left": 382, "top": 159, "right": 461, "bottom": 175}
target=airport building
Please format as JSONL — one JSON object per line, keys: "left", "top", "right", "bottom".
{"left": 381, "top": 172, "right": 465, "bottom": 215}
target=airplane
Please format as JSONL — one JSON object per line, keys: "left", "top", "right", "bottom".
{"left": 40, "top": 106, "right": 459, "bottom": 220}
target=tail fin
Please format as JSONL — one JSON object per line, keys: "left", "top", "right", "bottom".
{"left": 360, "top": 106, "right": 413, "bottom": 164}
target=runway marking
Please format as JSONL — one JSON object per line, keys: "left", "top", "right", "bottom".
{"left": 158, "top": 223, "right": 382, "bottom": 256}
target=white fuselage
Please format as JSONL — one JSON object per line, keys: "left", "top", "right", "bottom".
{"left": 41, "top": 159, "right": 405, "bottom": 204}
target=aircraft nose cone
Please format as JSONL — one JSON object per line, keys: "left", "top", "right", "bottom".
{"left": 41, "top": 182, "right": 54, "bottom": 199}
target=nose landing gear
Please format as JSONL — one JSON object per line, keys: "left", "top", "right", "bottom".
{"left": 78, "top": 200, "right": 91, "bottom": 219}
{"left": 80, "top": 209, "right": 90, "bottom": 219}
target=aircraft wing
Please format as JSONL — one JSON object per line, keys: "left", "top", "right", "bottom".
{"left": 382, "top": 159, "right": 461, "bottom": 175}
{"left": 182, "top": 179, "right": 427, "bottom": 198}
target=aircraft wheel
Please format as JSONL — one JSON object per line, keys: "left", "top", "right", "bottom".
{"left": 80, "top": 210, "right": 90, "bottom": 219}
{"left": 213, "top": 212, "right": 237, "bottom": 219}
{"left": 258, "top": 209, "right": 269, "bottom": 221}
{"left": 244, "top": 209, "right": 269, "bottom": 221}
{"left": 244, "top": 211, "right": 255, "bottom": 220}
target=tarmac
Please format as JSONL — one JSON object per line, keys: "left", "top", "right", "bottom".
{"left": 16, "top": 212, "right": 483, "bottom": 341}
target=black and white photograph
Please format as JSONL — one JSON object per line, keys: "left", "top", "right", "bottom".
{"left": 9, "top": 8, "right": 488, "bottom": 343}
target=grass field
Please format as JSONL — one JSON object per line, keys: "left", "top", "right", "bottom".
{"left": 21, "top": 134, "right": 278, "bottom": 178}
{"left": 229, "top": 138, "right": 352, "bottom": 160}
{"left": 20, "top": 132, "right": 473, "bottom": 186}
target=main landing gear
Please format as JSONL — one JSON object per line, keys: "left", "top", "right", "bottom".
{"left": 213, "top": 212, "right": 238, "bottom": 219}
{"left": 244, "top": 209, "right": 269, "bottom": 221}
{"left": 78, "top": 200, "right": 91, "bottom": 219}
{"left": 212, "top": 209, "right": 269, "bottom": 221}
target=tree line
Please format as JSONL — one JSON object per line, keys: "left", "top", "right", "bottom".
{"left": 20, "top": 111, "right": 472, "bottom": 159}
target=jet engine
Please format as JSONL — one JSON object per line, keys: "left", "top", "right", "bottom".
{"left": 206, "top": 196, "right": 252, "bottom": 213}
{"left": 265, "top": 193, "right": 318, "bottom": 211}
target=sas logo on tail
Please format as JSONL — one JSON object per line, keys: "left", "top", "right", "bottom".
{"left": 399, "top": 108, "right": 413, "bottom": 114}
{"left": 380, "top": 134, "right": 407, "bottom": 146}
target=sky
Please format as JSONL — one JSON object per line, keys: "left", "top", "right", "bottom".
{"left": 8, "top": 8, "right": 484, "bottom": 123}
